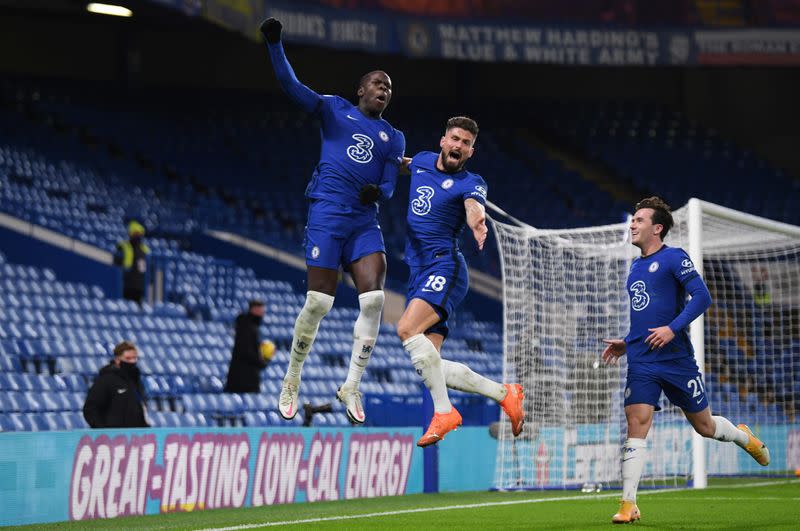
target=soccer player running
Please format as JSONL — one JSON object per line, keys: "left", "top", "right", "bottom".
{"left": 260, "top": 18, "right": 405, "bottom": 424}
{"left": 602, "top": 197, "right": 770, "bottom": 524}
{"left": 397, "top": 116, "right": 524, "bottom": 448}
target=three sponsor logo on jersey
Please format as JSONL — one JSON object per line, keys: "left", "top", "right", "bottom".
{"left": 346, "top": 134, "right": 374, "bottom": 164}
{"left": 629, "top": 280, "right": 650, "bottom": 311}
{"left": 411, "top": 186, "right": 434, "bottom": 215}
{"left": 345, "top": 128, "right": 391, "bottom": 164}
{"left": 631, "top": 256, "right": 695, "bottom": 310}
{"left": 411, "top": 177, "right": 486, "bottom": 218}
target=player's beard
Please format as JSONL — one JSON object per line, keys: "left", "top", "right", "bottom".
{"left": 440, "top": 149, "right": 465, "bottom": 173}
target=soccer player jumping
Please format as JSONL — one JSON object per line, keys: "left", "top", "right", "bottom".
{"left": 397, "top": 116, "right": 524, "bottom": 448}
{"left": 260, "top": 18, "right": 405, "bottom": 424}
{"left": 602, "top": 197, "right": 769, "bottom": 524}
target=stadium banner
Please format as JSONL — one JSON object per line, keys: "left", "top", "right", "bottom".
{"left": 0, "top": 426, "right": 423, "bottom": 526}
{"left": 694, "top": 29, "right": 800, "bottom": 65}
{"left": 195, "top": 0, "right": 800, "bottom": 66}
{"left": 515, "top": 422, "right": 799, "bottom": 488}
{"left": 438, "top": 427, "right": 497, "bottom": 492}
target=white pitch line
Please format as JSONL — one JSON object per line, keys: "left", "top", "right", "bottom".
{"left": 194, "top": 479, "right": 798, "bottom": 531}
{"left": 652, "top": 496, "right": 800, "bottom": 501}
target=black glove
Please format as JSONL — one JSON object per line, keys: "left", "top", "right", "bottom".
{"left": 359, "top": 184, "right": 381, "bottom": 205}
{"left": 260, "top": 18, "right": 282, "bottom": 44}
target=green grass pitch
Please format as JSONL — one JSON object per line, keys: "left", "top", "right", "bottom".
{"left": 11, "top": 478, "right": 799, "bottom": 530}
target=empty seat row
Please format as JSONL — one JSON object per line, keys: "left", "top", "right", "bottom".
{"left": 0, "top": 412, "right": 88, "bottom": 432}
{"left": 1, "top": 391, "right": 85, "bottom": 412}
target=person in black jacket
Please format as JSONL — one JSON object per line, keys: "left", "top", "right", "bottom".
{"left": 83, "top": 341, "right": 149, "bottom": 428}
{"left": 224, "top": 300, "right": 270, "bottom": 393}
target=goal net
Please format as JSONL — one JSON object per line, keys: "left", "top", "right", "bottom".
{"left": 491, "top": 199, "right": 800, "bottom": 490}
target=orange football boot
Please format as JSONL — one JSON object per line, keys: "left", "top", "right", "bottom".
{"left": 612, "top": 500, "right": 641, "bottom": 524}
{"left": 499, "top": 383, "right": 525, "bottom": 436}
{"left": 417, "top": 407, "right": 462, "bottom": 447}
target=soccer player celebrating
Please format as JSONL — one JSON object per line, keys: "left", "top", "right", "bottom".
{"left": 260, "top": 18, "right": 405, "bottom": 424}
{"left": 396, "top": 116, "right": 524, "bottom": 447}
{"left": 602, "top": 196, "right": 770, "bottom": 524}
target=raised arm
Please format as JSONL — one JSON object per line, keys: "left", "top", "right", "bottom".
{"left": 260, "top": 18, "right": 323, "bottom": 114}
{"left": 464, "top": 198, "right": 488, "bottom": 250}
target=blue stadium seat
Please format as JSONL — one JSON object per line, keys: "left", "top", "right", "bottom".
{"left": 143, "top": 376, "right": 166, "bottom": 397}
{"left": 32, "top": 413, "right": 60, "bottom": 431}
{"left": 25, "top": 391, "right": 54, "bottom": 411}
{"left": 2, "top": 391, "right": 22, "bottom": 412}
{"left": 0, "top": 415, "right": 17, "bottom": 432}
{"left": 189, "top": 412, "right": 211, "bottom": 427}
{"left": 64, "top": 412, "right": 89, "bottom": 430}
{"left": 0, "top": 373, "right": 20, "bottom": 391}
{"left": 60, "top": 374, "right": 87, "bottom": 391}
{"left": 66, "top": 392, "right": 85, "bottom": 411}
{"left": 0, "top": 356, "right": 20, "bottom": 372}
{"left": 196, "top": 375, "right": 224, "bottom": 393}
{"left": 243, "top": 411, "right": 269, "bottom": 426}
{"left": 182, "top": 394, "right": 209, "bottom": 413}
{"left": 149, "top": 411, "right": 174, "bottom": 427}
{"left": 216, "top": 394, "right": 243, "bottom": 415}
{"left": 243, "top": 393, "right": 272, "bottom": 411}
{"left": 9, "top": 413, "right": 36, "bottom": 431}
{"left": 169, "top": 375, "right": 192, "bottom": 394}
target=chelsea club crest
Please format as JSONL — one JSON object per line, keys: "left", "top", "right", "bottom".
{"left": 441, "top": 178, "right": 454, "bottom": 190}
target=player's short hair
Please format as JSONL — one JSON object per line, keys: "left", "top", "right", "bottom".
{"left": 358, "top": 70, "right": 386, "bottom": 89}
{"left": 248, "top": 299, "right": 265, "bottom": 310}
{"left": 446, "top": 116, "right": 479, "bottom": 138}
{"left": 634, "top": 196, "right": 674, "bottom": 240}
{"left": 113, "top": 341, "right": 137, "bottom": 358}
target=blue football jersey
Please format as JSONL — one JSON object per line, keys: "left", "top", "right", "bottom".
{"left": 307, "top": 96, "right": 405, "bottom": 207}
{"left": 624, "top": 245, "right": 701, "bottom": 363}
{"left": 404, "top": 151, "right": 488, "bottom": 266}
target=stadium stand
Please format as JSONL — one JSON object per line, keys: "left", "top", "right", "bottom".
{"left": 1, "top": 78, "right": 797, "bottom": 430}
{"left": 533, "top": 100, "right": 800, "bottom": 225}
{"left": 0, "top": 247, "right": 504, "bottom": 431}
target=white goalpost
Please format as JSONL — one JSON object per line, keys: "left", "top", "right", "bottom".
{"left": 490, "top": 198, "right": 800, "bottom": 490}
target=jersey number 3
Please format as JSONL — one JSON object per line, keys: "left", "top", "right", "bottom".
{"left": 412, "top": 186, "right": 434, "bottom": 216}
{"left": 630, "top": 280, "right": 650, "bottom": 311}
{"left": 347, "top": 134, "right": 374, "bottom": 164}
